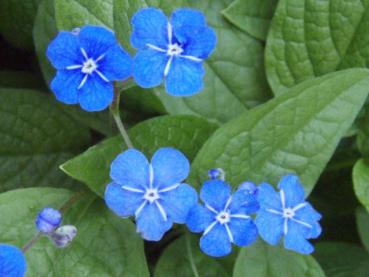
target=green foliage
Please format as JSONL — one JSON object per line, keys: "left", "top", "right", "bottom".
{"left": 356, "top": 207, "right": 369, "bottom": 252}
{"left": 353, "top": 159, "right": 369, "bottom": 212}
{"left": 191, "top": 69, "right": 369, "bottom": 193}
{"left": 234, "top": 240, "right": 325, "bottom": 277}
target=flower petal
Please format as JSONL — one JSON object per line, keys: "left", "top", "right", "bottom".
{"left": 47, "top": 31, "right": 82, "bottom": 69}
{"left": 228, "top": 218, "right": 258, "bottom": 247}
{"left": 50, "top": 70, "right": 83, "bottom": 104}
{"left": 78, "top": 75, "right": 113, "bottom": 111}
{"left": 151, "top": 147, "right": 190, "bottom": 189}
{"left": 200, "top": 180, "right": 231, "bottom": 212}
{"left": 257, "top": 183, "right": 282, "bottom": 210}
{"left": 0, "top": 244, "right": 27, "bottom": 277}
{"left": 110, "top": 149, "right": 150, "bottom": 189}
{"left": 133, "top": 49, "right": 167, "bottom": 88}
{"left": 136, "top": 203, "right": 173, "bottom": 241}
{"left": 160, "top": 183, "right": 198, "bottom": 224}
{"left": 284, "top": 221, "right": 314, "bottom": 254}
{"left": 171, "top": 8, "right": 206, "bottom": 31}
{"left": 104, "top": 182, "right": 143, "bottom": 218}
{"left": 165, "top": 57, "right": 204, "bottom": 96}
{"left": 131, "top": 8, "right": 168, "bottom": 49}
{"left": 229, "top": 186, "right": 259, "bottom": 215}
{"left": 255, "top": 209, "right": 284, "bottom": 245}
{"left": 277, "top": 175, "right": 305, "bottom": 208}
{"left": 182, "top": 27, "right": 217, "bottom": 59}
{"left": 200, "top": 223, "right": 232, "bottom": 257}
{"left": 99, "top": 44, "right": 132, "bottom": 81}
{"left": 294, "top": 203, "right": 322, "bottom": 239}
{"left": 79, "top": 25, "right": 116, "bottom": 58}
{"left": 186, "top": 204, "right": 215, "bottom": 233}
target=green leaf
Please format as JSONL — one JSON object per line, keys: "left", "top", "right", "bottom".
{"left": 61, "top": 115, "right": 218, "bottom": 197}
{"left": 353, "top": 159, "right": 369, "bottom": 212}
{"left": 266, "top": 0, "right": 369, "bottom": 95}
{"left": 356, "top": 207, "right": 369, "bottom": 252}
{"left": 190, "top": 69, "right": 369, "bottom": 194}
{"left": 0, "top": 188, "right": 149, "bottom": 276}
{"left": 114, "top": 0, "right": 271, "bottom": 124}
{"left": 222, "top": 0, "right": 278, "bottom": 41}
{"left": 234, "top": 240, "right": 325, "bottom": 277}
{"left": 0, "top": 88, "right": 91, "bottom": 192}
{"left": 154, "top": 234, "right": 233, "bottom": 277}
{"left": 0, "top": 71, "right": 45, "bottom": 90}
{"left": 0, "top": 0, "right": 41, "bottom": 50}
{"left": 314, "top": 242, "right": 369, "bottom": 277}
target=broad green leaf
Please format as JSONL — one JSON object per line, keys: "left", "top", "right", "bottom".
{"left": 0, "top": 0, "right": 41, "bottom": 50}
{"left": 0, "top": 88, "right": 91, "bottom": 192}
{"left": 353, "top": 159, "right": 369, "bottom": 212}
{"left": 114, "top": 0, "right": 271, "bottom": 124}
{"left": 0, "top": 71, "right": 45, "bottom": 89}
{"left": 154, "top": 235, "right": 233, "bottom": 277}
{"left": 61, "top": 115, "right": 218, "bottom": 197}
{"left": 234, "top": 240, "right": 325, "bottom": 277}
{"left": 266, "top": 0, "right": 369, "bottom": 95}
{"left": 356, "top": 107, "right": 369, "bottom": 157}
{"left": 356, "top": 207, "right": 369, "bottom": 252}
{"left": 314, "top": 242, "right": 369, "bottom": 277}
{"left": 0, "top": 188, "right": 149, "bottom": 276}
{"left": 191, "top": 69, "right": 369, "bottom": 194}
{"left": 222, "top": 0, "right": 278, "bottom": 41}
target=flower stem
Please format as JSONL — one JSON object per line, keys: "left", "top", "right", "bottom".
{"left": 22, "top": 232, "right": 42, "bottom": 253}
{"left": 185, "top": 232, "right": 200, "bottom": 277}
{"left": 110, "top": 83, "right": 133, "bottom": 148}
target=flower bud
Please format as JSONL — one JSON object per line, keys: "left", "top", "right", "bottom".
{"left": 35, "top": 208, "right": 62, "bottom": 234}
{"left": 49, "top": 225, "right": 77, "bottom": 248}
{"left": 208, "top": 168, "right": 225, "bottom": 181}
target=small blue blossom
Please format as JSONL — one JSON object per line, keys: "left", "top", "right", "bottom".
{"left": 186, "top": 180, "right": 258, "bottom": 257}
{"left": 255, "top": 175, "right": 322, "bottom": 255}
{"left": 0, "top": 244, "right": 27, "bottom": 277}
{"left": 131, "top": 8, "right": 217, "bottom": 96}
{"left": 35, "top": 208, "right": 62, "bottom": 234}
{"left": 105, "top": 147, "right": 198, "bottom": 241}
{"left": 47, "top": 25, "right": 132, "bottom": 112}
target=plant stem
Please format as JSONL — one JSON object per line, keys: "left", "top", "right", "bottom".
{"left": 185, "top": 232, "right": 200, "bottom": 277}
{"left": 22, "top": 232, "right": 42, "bottom": 253}
{"left": 110, "top": 83, "right": 133, "bottom": 148}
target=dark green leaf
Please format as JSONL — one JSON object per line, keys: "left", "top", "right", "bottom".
{"left": 0, "top": 188, "right": 149, "bottom": 276}
{"left": 356, "top": 207, "right": 369, "bottom": 252}
{"left": 0, "top": 88, "right": 91, "bottom": 192}
{"left": 61, "top": 115, "right": 218, "bottom": 197}
{"left": 314, "top": 242, "right": 369, "bottom": 277}
{"left": 222, "top": 0, "right": 278, "bottom": 41}
{"left": 266, "top": 0, "right": 369, "bottom": 95}
{"left": 353, "top": 159, "right": 369, "bottom": 212}
{"left": 0, "top": 71, "right": 45, "bottom": 90}
{"left": 234, "top": 240, "right": 325, "bottom": 277}
{"left": 191, "top": 69, "right": 369, "bottom": 194}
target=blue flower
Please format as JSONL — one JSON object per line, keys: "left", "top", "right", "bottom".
{"left": 131, "top": 8, "right": 217, "bottom": 96}
{"left": 47, "top": 25, "right": 132, "bottom": 112}
{"left": 255, "top": 175, "right": 322, "bottom": 255}
{"left": 0, "top": 244, "right": 27, "bottom": 277}
{"left": 35, "top": 208, "right": 62, "bottom": 234}
{"left": 186, "top": 180, "right": 258, "bottom": 257}
{"left": 105, "top": 147, "right": 198, "bottom": 241}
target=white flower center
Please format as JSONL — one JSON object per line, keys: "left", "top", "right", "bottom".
{"left": 143, "top": 188, "right": 160, "bottom": 203}
{"left": 216, "top": 211, "right": 230, "bottom": 224}
{"left": 283, "top": 208, "right": 295, "bottom": 218}
{"left": 167, "top": 43, "right": 183, "bottom": 56}
{"left": 81, "top": 58, "right": 98, "bottom": 74}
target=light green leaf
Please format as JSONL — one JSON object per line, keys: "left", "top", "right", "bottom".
{"left": 356, "top": 207, "right": 369, "bottom": 253}
{"left": 314, "top": 242, "right": 369, "bottom": 277}
{"left": 0, "top": 88, "right": 91, "bottom": 192}
{"left": 353, "top": 159, "right": 369, "bottom": 212}
{"left": 266, "top": 0, "right": 369, "bottom": 95}
{"left": 0, "top": 188, "right": 149, "bottom": 276}
{"left": 154, "top": 234, "right": 233, "bottom": 277}
{"left": 0, "top": 0, "right": 41, "bottom": 50}
{"left": 114, "top": 0, "right": 271, "bottom": 124}
{"left": 222, "top": 0, "right": 278, "bottom": 41}
{"left": 234, "top": 240, "right": 325, "bottom": 277}
{"left": 191, "top": 69, "right": 369, "bottom": 194}
{"left": 61, "top": 115, "right": 218, "bottom": 197}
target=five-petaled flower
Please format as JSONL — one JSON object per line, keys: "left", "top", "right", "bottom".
{"left": 47, "top": 25, "right": 132, "bottom": 112}
{"left": 131, "top": 8, "right": 217, "bottom": 96}
{"left": 255, "top": 175, "right": 322, "bottom": 255}
{"left": 186, "top": 179, "right": 259, "bottom": 257}
{"left": 105, "top": 147, "right": 198, "bottom": 241}
{"left": 0, "top": 244, "right": 27, "bottom": 277}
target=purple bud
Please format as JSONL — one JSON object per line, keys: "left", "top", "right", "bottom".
{"left": 208, "top": 168, "right": 225, "bottom": 180}
{"left": 49, "top": 225, "right": 77, "bottom": 248}
{"left": 35, "top": 208, "right": 62, "bottom": 234}
{"left": 239, "top": 181, "right": 258, "bottom": 195}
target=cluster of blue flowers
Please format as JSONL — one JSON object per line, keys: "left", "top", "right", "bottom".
{"left": 47, "top": 8, "right": 216, "bottom": 111}
{"left": 105, "top": 148, "right": 322, "bottom": 257}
